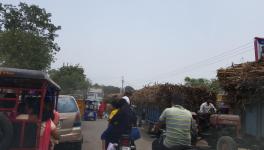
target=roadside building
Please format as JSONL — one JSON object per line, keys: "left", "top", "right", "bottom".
{"left": 87, "top": 88, "right": 104, "bottom": 107}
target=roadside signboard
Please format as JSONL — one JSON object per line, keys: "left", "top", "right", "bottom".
{"left": 254, "top": 37, "right": 264, "bottom": 61}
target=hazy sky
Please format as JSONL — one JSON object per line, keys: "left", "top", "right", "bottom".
{"left": 3, "top": 0, "right": 264, "bottom": 88}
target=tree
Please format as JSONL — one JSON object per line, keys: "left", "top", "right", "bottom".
{"left": 102, "top": 86, "right": 120, "bottom": 96}
{"left": 0, "top": 3, "right": 61, "bottom": 70}
{"left": 49, "top": 64, "right": 91, "bottom": 95}
{"left": 184, "top": 77, "right": 221, "bottom": 93}
{"left": 91, "top": 84, "right": 121, "bottom": 96}
{"left": 184, "top": 77, "right": 210, "bottom": 87}
{"left": 208, "top": 79, "right": 221, "bottom": 93}
{"left": 125, "top": 86, "right": 135, "bottom": 93}
{"left": 92, "top": 83, "right": 101, "bottom": 89}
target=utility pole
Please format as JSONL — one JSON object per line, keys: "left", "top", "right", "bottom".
{"left": 121, "top": 76, "right": 124, "bottom": 94}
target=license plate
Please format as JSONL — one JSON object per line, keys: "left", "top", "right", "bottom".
{"left": 121, "top": 147, "right": 130, "bottom": 150}
{"left": 89, "top": 112, "right": 94, "bottom": 116}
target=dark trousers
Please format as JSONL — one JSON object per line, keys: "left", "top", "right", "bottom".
{"left": 152, "top": 139, "right": 193, "bottom": 150}
{"left": 152, "top": 139, "right": 170, "bottom": 150}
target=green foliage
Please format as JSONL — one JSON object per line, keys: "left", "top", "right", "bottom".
{"left": 93, "top": 85, "right": 135, "bottom": 96}
{"left": 91, "top": 83, "right": 123, "bottom": 96}
{"left": 102, "top": 86, "right": 120, "bottom": 96}
{"left": 209, "top": 79, "right": 220, "bottom": 93}
{"left": 49, "top": 64, "right": 91, "bottom": 95}
{"left": 125, "top": 86, "right": 135, "bottom": 92}
{"left": 184, "top": 77, "right": 221, "bottom": 93}
{"left": 93, "top": 83, "right": 102, "bottom": 89}
{"left": 0, "top": 2, "right": 61, "bottom": 70}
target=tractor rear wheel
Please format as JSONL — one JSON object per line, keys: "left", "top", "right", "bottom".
{"left": 217, "top": 136, "right": 237, "bottom": 150}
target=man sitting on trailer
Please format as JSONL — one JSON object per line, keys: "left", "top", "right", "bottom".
{"left": 153, "top": 94, "right": 195, "bottom": 150}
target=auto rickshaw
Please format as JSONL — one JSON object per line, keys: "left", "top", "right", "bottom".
{"left": 83, "top": 100, "right": 97, "bottom": 121}
{"left": 0, "top": 67, "right": 61, "bottom": 150}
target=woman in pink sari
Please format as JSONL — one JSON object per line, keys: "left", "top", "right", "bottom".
{"left": 39, "top": 102, "right": 59, "bottom": 150}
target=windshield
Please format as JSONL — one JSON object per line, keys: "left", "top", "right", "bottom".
{"left": 58, "top": 96, "right": 78, "bottom": 113}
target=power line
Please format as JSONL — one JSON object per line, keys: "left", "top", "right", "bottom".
{"left": 134, "top": 42, "right": 253, "bottom": 82}
{"left": 157, "top": 48, "right": 252, "bottom": 81}
{"left": 160, "top": 46, "right": 252, "bottom": 78}
{"left": 135, "top": 48, "right": 252, "bottom": 86}
{"left": 131, "top": 34, "right": 264, "bottom": 87}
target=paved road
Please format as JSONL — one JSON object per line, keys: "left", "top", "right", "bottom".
{"left": 80, "top": 120, "right": 212, "bottom": 150}
{"left": 64, "top": 119, "right": 247, "bottom": 150}
{"left": 82, "top": 119, "right": 153, "bottom": 150}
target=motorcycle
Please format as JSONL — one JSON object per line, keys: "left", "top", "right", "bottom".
{"left": 118, "top": 134, "right": 136, "bottom": 150}
{"left": 107, "top": 134, "right": 136, "bottom": 150}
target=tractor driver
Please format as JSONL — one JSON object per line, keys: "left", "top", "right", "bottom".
{"left": 199, "top": 99, "right": 216, "bottom": 114}
{"left": 153, "top": 95, "right": 196, "bottom": 150}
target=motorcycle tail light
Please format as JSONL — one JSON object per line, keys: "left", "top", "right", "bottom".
{"left": 120, "top": 139, "right": 129, "bottom": 146}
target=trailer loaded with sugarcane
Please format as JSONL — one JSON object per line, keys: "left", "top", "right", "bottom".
{"left": 217, "top": 61, "right": 264, "bottom": 150}
{"left": 131, "top": 83, "right": 245, "bottom": 150}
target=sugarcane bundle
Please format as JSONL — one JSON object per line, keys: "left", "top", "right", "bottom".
{"left": 131, "top": 83, "right": 215, "bottom": 111}
{"left": 217, "top": 61, "right": 264, "bottom": 105}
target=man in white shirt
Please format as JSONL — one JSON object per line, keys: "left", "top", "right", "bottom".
{"left": 122, "top": 95, "right": 130, "bottom": 105}
{"left": 122, "top": 90, "right": 133, "bottom": 105}
{"left": 199, "top": 100, "right": 216, "bottom": 113}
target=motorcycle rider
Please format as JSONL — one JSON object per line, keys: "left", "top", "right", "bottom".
{"left": 122, "top": 90, "right": 132, "bottom": 105}
{"left": 101, "top": 98, "right": 134, "bottom": 150}
{"left": 153, "top": 94, "right": 195, "bottom": 150}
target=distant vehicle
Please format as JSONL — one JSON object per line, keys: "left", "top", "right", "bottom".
{"left": 83, "top": 100, "right": 97, "bottom": 121}
{"left": 76, "top": 99, "right": 85, "bottom": 119}
{"left": 56, "top": 95, "right": 83, "bottom": 150}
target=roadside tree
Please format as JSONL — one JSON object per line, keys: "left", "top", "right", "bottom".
{"left": 184, "top": 77, "right": 220, "bottom": 93}
{"left": 49, "top": 64, "right": 91, "bottom": 95}
{"left": 102, "top": 86, "right": 120, "bottom": 96}
{"left": 0, "top": 2, "right": 61, "bottom": 70}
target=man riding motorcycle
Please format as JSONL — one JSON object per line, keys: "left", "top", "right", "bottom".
{"left": 152, "top": 95, "right": 196, "bottom": 150}
{"left": 101, "top": 96, "right": 137, "bottom": 150}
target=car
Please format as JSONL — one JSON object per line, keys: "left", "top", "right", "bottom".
{"left": 56, "top": 95, "right": 83, "bottom": 150}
